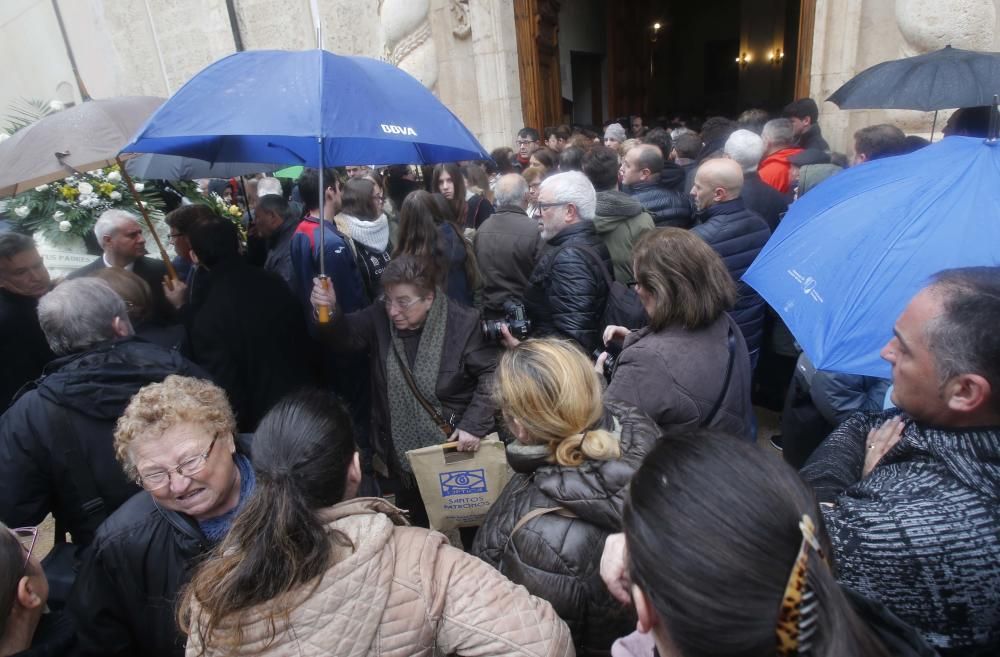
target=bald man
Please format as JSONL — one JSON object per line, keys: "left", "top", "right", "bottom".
{"left": 473, "top": 173, "right": 542, "bottom": 318}
{"left": 690, "top": 158, "right": 771, "bottom": 366}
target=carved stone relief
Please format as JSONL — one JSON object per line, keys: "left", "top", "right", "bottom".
{"left": 378, "top": 0, "right": 438, "bottom": 90}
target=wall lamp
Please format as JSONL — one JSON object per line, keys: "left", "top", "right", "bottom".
{"left": 767, "top": 48, "right": 785, "bottom": 66}
{"left": 651, "top": 21, "right": 662, "bottom": 43}
{"left": 735, "top": 52, "right": 752, "bottom": 68}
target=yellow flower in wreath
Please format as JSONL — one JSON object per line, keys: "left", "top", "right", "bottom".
{"left": 98, "top": 182, "right": 116, "bottom": 197}
{"left": 60, "top": 185, "right": 79, "bottom": 201}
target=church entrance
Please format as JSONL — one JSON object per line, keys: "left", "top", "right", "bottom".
{"left": 514, "top": 0, "right": 815, "bottom": 130}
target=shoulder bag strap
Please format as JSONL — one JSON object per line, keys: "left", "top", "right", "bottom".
{"left": 390, "top": 341, "right": 454, "bottom": 437}
{"left": 55, "top": 410, "right": 108, "bottom": 544}
{"left": 700, "top": 326, "right": 737, "bottom": 428}
{"left": 511, "top": 505, "right": 579, "bottom": 536}
{"left": 572, "top": 244, "right": 615, "bottom": 288}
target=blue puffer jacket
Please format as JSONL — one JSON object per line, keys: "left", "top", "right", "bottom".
{"left": 622, "top": 165, "right": 693, "bottom": 228}
{"left": 525, "top": 222, "right": 612, "bottom": 354}
{"left": 691, "top": 198, "right": 771, "bottom": 355}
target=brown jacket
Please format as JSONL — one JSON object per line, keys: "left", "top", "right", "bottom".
{"left": 473, "top": 205, "right": 541, "bottom": 318}
{"left": 185, "top": 498, "right": 575, "bottom": 657}
{"left": 319, "top": 297, "right": 498, "bottom": 476}
{"left": 604, "top": 314, "right": 752, "bottom": 439}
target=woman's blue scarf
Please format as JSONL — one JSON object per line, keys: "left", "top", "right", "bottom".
{"left": 198, "top": 453, "right": 255, "bottom": 543}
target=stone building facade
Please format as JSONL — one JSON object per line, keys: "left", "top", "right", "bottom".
{"left": 2, "top": 0, "right": 999, "bottom": 156}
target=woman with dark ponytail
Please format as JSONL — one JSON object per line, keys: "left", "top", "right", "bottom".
{"left": 605, "top": 433, "right": 935, "bottom": 657}
{"left": 181, "top": 389, "right": 573, "bottom": 657}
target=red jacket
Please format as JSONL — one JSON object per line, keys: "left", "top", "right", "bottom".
{"left": 758, "top": 147, "right": 803, "bottom": 194}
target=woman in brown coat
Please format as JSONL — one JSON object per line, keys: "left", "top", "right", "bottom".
{"left": 182, "top": 390, "right": 572, "bottom": 657}
{"left": 309, "top": 254, "right": 497, "bottom": 538}
{"left": 599, "top": 228, "right": 753, "bottom": 439}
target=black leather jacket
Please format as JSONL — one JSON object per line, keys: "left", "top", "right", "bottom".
{"left": 524, "top": 222, "right": 612, "bottom": 354}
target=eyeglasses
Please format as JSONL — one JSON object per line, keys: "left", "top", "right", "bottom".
{"left": 516, "top": 140, "right": 536, "bottom": 146}
{"left": 377, "top": 294, "right": 427, "bottom": 312}
{"left": 136, "top": 434, "right": 219, "bottom": 490}
{"left": 167, "top": 232, "right": 184, "bottom": 243}
{"left": 12, "top": 527, "right": 37, "bottom": 571}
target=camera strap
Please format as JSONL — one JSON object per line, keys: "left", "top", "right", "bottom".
{"left": 700, "top": 325, "right": 736, "bottom": 428}
{"left": 390, "top": 340, "right": 454, "bottom": 437}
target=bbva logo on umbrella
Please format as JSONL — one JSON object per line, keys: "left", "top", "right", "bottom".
{"left": 381, "top": 123, "right": 418, "bottom": 136}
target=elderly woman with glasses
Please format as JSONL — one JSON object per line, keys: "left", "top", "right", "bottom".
{"left": 0, "top": 522, "right": 78, "bottom": 656}
{"left": 68, "top": 375, "right": 252, "bottom": 657}
{"left": 310, "top": 254, "right": 498, "bottom": 541}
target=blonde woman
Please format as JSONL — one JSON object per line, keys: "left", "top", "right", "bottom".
{"left": 472, "top": 338, "right": 660, "bottom": 656}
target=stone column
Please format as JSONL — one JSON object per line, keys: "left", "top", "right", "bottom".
{"left": 468, "top": 0, "right": 524, "bottom": 151}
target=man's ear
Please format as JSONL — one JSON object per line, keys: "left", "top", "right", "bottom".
{"left": 111, "top": 316, "right": 131, "bottom": 338}
{"left": 16, "top": 575, "right": 44, "bottom": 611}
{"left": 189, "top": 249, "right": 200, "bottom": 266}
{"left": 945, "top": 373, "right": 992, "bottom": 415}
{"left": 632, "top": 583, "right": 659, "bottom": 634}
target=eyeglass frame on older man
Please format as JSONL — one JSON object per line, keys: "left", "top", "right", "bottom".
{"left": 12, "top": 527, "right": 38, "bottom": 572}
{"left": 136, "top": 434, "right": 220, "bottom": 490}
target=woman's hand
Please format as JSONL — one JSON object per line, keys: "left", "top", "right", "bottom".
{"left": 594, "top": 351, "right": 610, "bottom": 375}
{"left": 600, "top": 533, "right": 632, "bottom": 606}
{"left": 863, "top": 415, "right": 905, "bottom": 477}
{"left": 603, "top": 325, "right": 630, "bottom": 346}
{"left": 499, "top": 323, "right": 521, "bottom": 350}
{"left": 449, "top": 428, "right": 481, "bottom": 452}
{"left": 310, "top": 276, "right": 337, "bottom": 318}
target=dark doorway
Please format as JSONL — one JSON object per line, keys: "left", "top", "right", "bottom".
{"left": 590, "top": 0, "right": 806, "bottom": 121}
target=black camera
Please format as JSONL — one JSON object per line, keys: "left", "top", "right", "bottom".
{"left": 593, "top": 341, "right": 623, "bottom": 383}
{"left": 482, "top": 300, "right": 532, "bottom": 342}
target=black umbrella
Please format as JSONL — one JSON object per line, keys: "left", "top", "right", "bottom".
{"left": 827, "top": 45, "right": 1000, "bottom": 139}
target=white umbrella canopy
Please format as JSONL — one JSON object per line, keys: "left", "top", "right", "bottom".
{"left": 0, "top": 96, "right": 164, "bottom": 198}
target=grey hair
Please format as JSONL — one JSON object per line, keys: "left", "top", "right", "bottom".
{"left": 0, "top": 233, "right": 36, "bottom": 261}
{"left": 724, "top": 129, "right": 765, "bottom": 173}
{"left": 38, "top": 278, "right": 133, "bottom": 355}
{"left": 762, "top": 119, "right": 794, "bottom": 148}
{"left": 256, "top": 177, "right": 283, "bottom": 198}
{"left": 494, "top": 174, "right": 529, "bottom": 209}
{"left": 925, "top": 268, "right": 1000, "bottom": 411}
{"left": 539, "top": 171, "right": 597, "bottom": 221}
{"left": 93, "top": 209, "right": 138, "bottom": 242}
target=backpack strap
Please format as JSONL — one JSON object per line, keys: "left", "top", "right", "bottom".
{"left": 700, "top": 326, "right": 737, "bottom": 428}
{"left": 55, "top": 410, "right": 108, "bottom": 544}
{"left": 511, "top": 505, "right": 578, "bottom": 536}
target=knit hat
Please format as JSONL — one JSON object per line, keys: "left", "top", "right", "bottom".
{"left": 604, "top": 123, "right": 627, "bottom": 143}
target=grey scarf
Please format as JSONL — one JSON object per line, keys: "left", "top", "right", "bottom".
{"left": 386, "top": 289, "right": 450, "bottom": 473}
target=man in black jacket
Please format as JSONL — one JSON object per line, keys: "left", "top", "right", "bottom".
{"left": 0, "top": 278, "right": 206, "bottom": 546}
{"left": 167, "top": 218, "right": 316, "bottom": 431}
{"left": 690, "top": 158, "right": 771, "bottom": 367}
{"left": 523, "top": 171, "right": 612, "bottom": 354}
{"left": 0, "top": 234, "right": 54, "bottom": 411}
{"left": 620, "top": 143, "right": 692, "bottom": 228}
{"left": 783, "top": 98, "right": 831, "bottom": 153}
{"left": 474, "top": 174, "right": 541, "bottom": 319}
{"left": 67, "top": 209, "right": 173, "bottom": 324}
{"left": 724, "top": 129, "right": 789, "bottom": 232}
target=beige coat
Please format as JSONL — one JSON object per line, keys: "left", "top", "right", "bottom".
{"left": 185, "top": 498, "right": 574, "bottom": 657}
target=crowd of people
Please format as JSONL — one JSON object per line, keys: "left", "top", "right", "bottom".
{"left": 0, "top": 96, "right": 997, "bottom": 657}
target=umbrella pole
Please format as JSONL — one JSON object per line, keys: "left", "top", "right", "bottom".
{"left": 315, "top": 137, "right": 330, "bottom": 323}
{"left": 115, "top": 155, "right": 177, "bottom": 287}
{"left": 930, "top": 110, "right": 938, "bottom": 142}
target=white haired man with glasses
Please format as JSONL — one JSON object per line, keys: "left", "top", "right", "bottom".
{"left": 68, "top": 375, "right": 252, "bottom": 657}
{"left": 516, "top": 171, "right": 612, "bottom": 354}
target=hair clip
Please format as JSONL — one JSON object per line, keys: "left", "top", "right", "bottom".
{"left": 775, "top": 514, "right": 825, "bottom": 656}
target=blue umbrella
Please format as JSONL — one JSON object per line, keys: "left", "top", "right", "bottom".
{"left": 120, "top": 49, "right": 490, "bottom": 168}
{"left": 743, "top": 136, "right": 1000, "bottom": 378}
{"left": 121, "top": 49, "right": 490, "bottom": 317}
